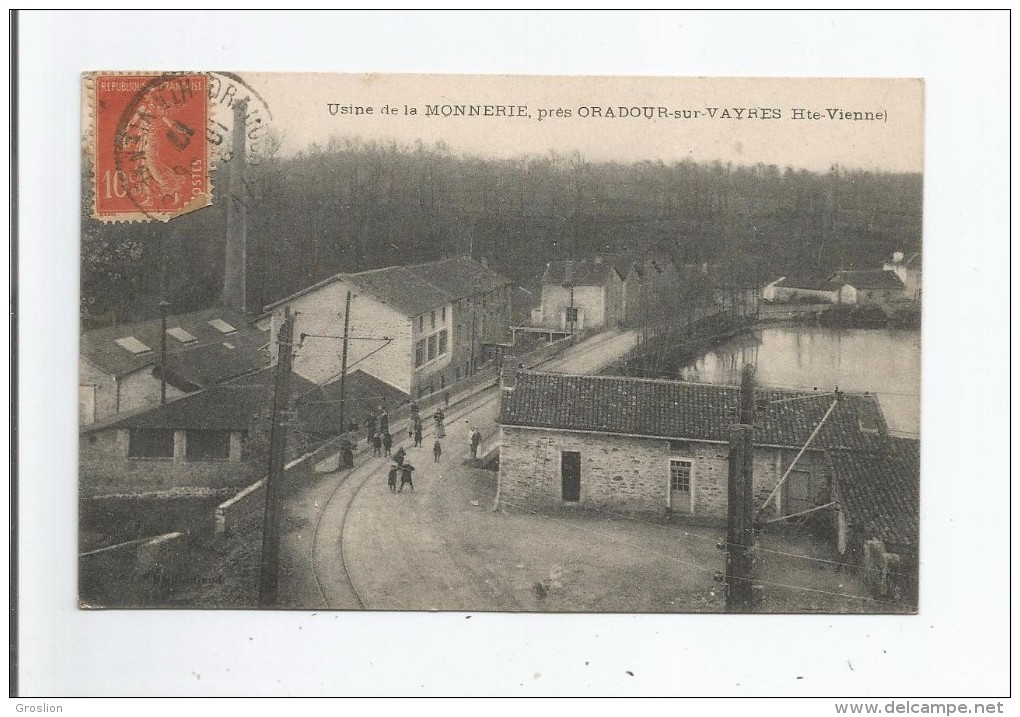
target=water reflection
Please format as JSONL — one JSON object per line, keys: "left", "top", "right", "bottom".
{"left": 685, "top": 326, "right": 921, "bottom": 437}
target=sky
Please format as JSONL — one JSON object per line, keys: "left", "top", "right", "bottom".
{"left": 237, "top": 73, "right": 924, "bottom": 173}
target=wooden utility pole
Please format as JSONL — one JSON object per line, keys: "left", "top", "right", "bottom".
{"left": 725, "top": 363, "right": 756, "bottom": 612}
{"left": 259, "top": 309, "right": 295, "bottom": 607}
{"left": 158, "top": 299, "right": 170, "bottom": 404}
{"left": 337, "top": 291, "right": 352, "bottom": 436}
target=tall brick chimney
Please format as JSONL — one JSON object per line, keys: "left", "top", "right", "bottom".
{"left": 221, "top": 99, "right": 248, "bottom": 314}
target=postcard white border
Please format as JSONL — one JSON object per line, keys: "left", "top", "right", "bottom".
{"left": 13, "top": 9, "right": 1011, "bottom": 700}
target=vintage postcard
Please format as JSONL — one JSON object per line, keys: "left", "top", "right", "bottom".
{"left": 78, "top": 72, "right": 922, "bottom": 613}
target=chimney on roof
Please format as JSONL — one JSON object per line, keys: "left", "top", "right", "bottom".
{"left": 892, "top": 251, "right": 904, "bottom": 264}
{"left": 500, "top": 363, "right": 521, "bottom": 390}
{"left": 480, "top": 257, "right": 489, "bottom": 268}
{"left": 221, "top": 99, "right": 248, "bottom": 314}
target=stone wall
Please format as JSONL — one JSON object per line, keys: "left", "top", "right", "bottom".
{"left": 498, "top": 425, "right": 833, "bottom": 521}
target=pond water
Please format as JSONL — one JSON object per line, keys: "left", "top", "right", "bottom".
{"left": 681, "top": 325, "right": 921, "bottom": 437}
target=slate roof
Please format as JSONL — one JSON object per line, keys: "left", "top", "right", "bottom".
{"left": 81, "top": 307, "right": 268, "bottom": 382}
{"left": 500, "top": 371, "right": 889, "bottom": 451}
{"left": 102, "top": 383, "right": 271, "bottom": 431}
{"left": 542, "top": 259, "right": 624, "bottom": 287}
{"left": 773, "top": 276, "right": 845, "bottom": 292}
{"left": 829, "top": 436, "right": 920, "bottom": 548}
{"left": 294, "top": 370, "right": 409, "bottom": 435}
{"left": 264, "top": 257, "right": 510, "bottom": 317}
{"left": 830, "top": 270, "right": 906, "bottom": 291}
{"left": 94, "top": 365, "right": 408, "bottom": 436}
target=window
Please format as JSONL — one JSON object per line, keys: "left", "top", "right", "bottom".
{"left": 128, "top": 428, "right": 174, "bottom": 458}
{"left": 427, "top": 334, "right": 438, "bottom": 361}
{"left": 431, "top": 310, "right": 436, "bottom": 329}
{"left": 207, "top": 318, "right": 237, "bottom": 334}
{"left": 455, "top": 366, "right": 461, "bottom": 380}
{"left": 440, "top": 375, "right": 446, "bottom": 389}
{"left": 438, "top": 329, "right": 448, "bottom": 356}
{"left": 415, "top": 340, "right": 426, "bottom": 368}
{"left": 186, "top": 430, "right": 231, "bottom": 461}
{"left": 566, "top": 307, "right": 580, "bottom": 322}
{"left": 669, "top": 460, "right": 692, "bottom": 492}
{"left": 441, "top": 307, "right": 446, "bottom": 322}
{"left": 166, "top": 327, "right": 197, "bottom": 343}
{"left": 419, "top": 316, "right": 425, "bottom": 332}
{"left": 115, "top": 336, "right": 151, "bottom": 354}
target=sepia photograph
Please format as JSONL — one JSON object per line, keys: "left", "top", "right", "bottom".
{"left": 77, "top": 72, "right": 923, "bottom": 614}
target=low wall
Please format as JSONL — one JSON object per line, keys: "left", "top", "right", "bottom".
{"left": 214, "top": 479, "right": 265, "bottom": 536}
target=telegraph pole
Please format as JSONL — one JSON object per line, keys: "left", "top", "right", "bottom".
{"left": 259, "top": 309, "right": 295, "bottom": 607}
{"left": 159, "top": 300, "right": 170, "bottom": 404}
{"left": 337, "top": 291, "right": 352, "bottom": 436}
{"left": 725, "top": 363, "right": 756, "bottom": 612}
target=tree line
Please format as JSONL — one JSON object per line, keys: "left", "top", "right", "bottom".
{"left": 81, "top": 136, "right": 922, "bottom": 328}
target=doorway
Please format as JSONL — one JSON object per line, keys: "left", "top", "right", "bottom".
{"left": 669, "top": 459, "right": 692, "bottom": 513}
{"left": 561, "top": 451, "right": 581, "bottom": 502}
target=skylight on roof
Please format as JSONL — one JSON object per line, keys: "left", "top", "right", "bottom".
{"left": 167, "top": 327, "right": 198, "bottom": 343}
{"left": 222, "top": 342, "right": 235, "bottom": 350}
{"left": 115, "top": 336, "right": 152, "bottom": 355}
{"left": 207, "top": 318, "right": 238, "bottom": 334}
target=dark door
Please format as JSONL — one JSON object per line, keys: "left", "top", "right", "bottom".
{"left": 561, "top": 451, "right": 581, "bottom": 502}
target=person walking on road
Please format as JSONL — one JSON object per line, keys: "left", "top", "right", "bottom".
{"left": 433, "top": 439, "right": 443, "bottom": 462}
{"left": 413, "top": 422, "right": 423, "bottom": 448}
{"left": 387, "top": 464, "right": 399, "bottom": 493}
{"left": 433, "top": 408, "right": 446, "bottom": 438}
{"left": 382, "top": 431, "right": 392, "bottom": 456}
{"left": 392, "top": 446, "right": 406, "bottom": 467}
{"left": 379, "top": 409, "right": 389, "bottom": 435}
{"left": 372, "top": 432, "right": 382, "bottom": 457}
{"left": 399, "top": 463, "right": 416, "bottom": 492}
{"left": 469, "top": 427, "right": 482, "bottom": 460}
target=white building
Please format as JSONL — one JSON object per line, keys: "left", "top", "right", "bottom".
{"left": 262, "top": 257, "right": 511, "bottom": 399}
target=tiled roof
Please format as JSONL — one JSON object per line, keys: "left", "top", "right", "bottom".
{"left": 264, "top": 257, "right": 510, "bottom": 317}
{"left": 500, "top": 371, "right": 889, "bottom": 451}
{"left": 774, "top": 276, "right": 844, "bottom": 292}
{"left": 542, "top": 259, "right": 624, "bottom": 287}
{"left": 81, "top": 307, "right": 268, "bottom": 381}
{"left": 829, "top": 437, "right": 920, "bottom": 548}
{"left": 831, "top": 270, "right": 906, "bottom": 291}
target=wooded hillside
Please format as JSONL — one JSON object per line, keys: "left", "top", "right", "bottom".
{"left": 81, "top": 137, "right": 922, "bottom": 327}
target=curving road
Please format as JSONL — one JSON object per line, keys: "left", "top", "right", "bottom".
{"left": 300, "top": 330, "right": 636, "bottom": 610}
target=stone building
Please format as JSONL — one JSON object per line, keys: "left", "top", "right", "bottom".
{"left": 262, "top": 256, "right": 511, "bottom": 400}
{"left": 497, "top": 371, "right": 892, "bottom": 524}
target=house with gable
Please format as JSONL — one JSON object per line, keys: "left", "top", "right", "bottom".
{"left": 531, "top": 258, "right": 626, "bottom": 333}
{"left": 262, "top": 256, "right": 511, "bottom": 400}
{"left": 882, "top": 251, "right": 922, "bottom": 301}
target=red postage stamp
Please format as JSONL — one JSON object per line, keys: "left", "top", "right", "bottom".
{"left": 89, "top": 73, "right": 211, "bottom": 222}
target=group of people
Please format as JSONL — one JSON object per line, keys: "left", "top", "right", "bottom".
{"left": 351, "top": 401, "right": 485, "bottom": 495}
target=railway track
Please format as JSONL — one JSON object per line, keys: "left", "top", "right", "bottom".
{"left": 307, "top": 329, "right": 637, "bottom": 609}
